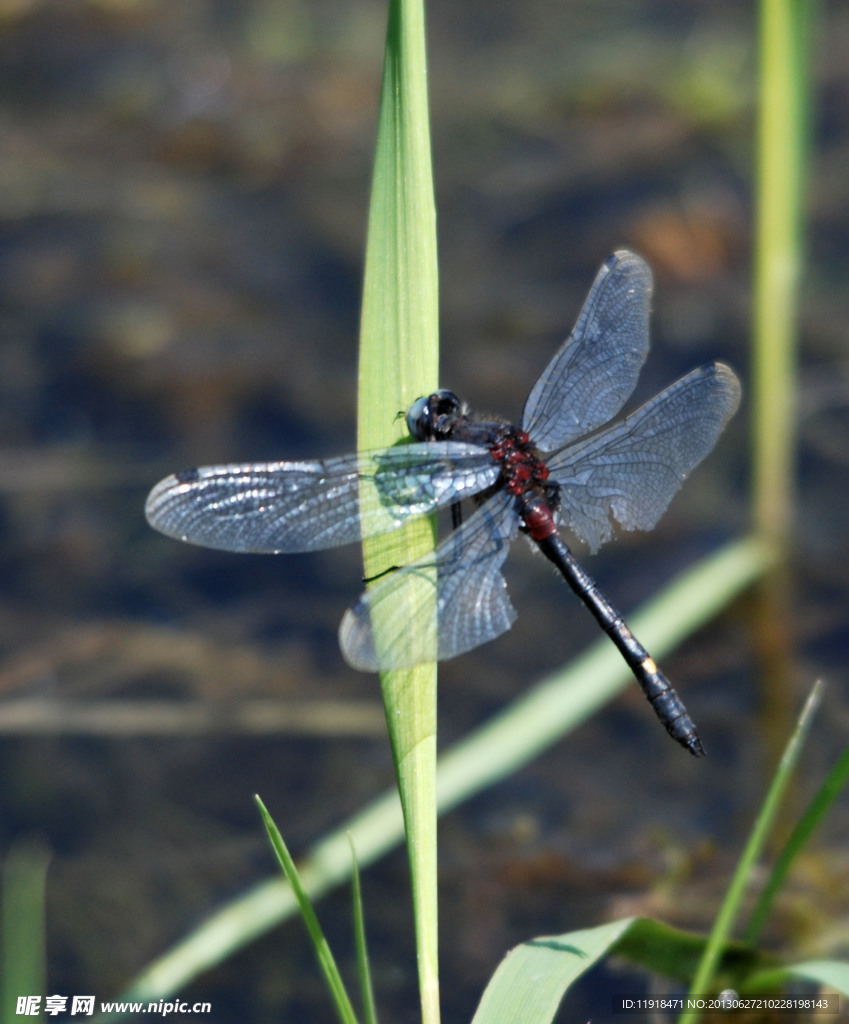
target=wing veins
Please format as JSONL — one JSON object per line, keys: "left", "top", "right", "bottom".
{"left": 145, "top": 442, "right": 499, "bottom": 554}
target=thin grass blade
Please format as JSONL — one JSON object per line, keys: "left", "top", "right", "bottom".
{"left": 2, "top": 838, "right": 50, "bottom": 1024}
{"left": 744, "top": 732, "right": 849, "bottom": 944}
{"left": 348, "top": 835, "right": 378, "bottom": 1024}
{"left": 255, "top": 797, "right": 359, "bottom": 1024}
{"left": 680, "top": 682, "right": 823, "bottom": 1022}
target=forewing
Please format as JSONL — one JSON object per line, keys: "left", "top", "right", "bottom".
{"left": 521, "top": 250, "right": 652, "bottom": 451}
{"left": 339, "top": 490, "right": 519, "bottom": 670}
{"left": 145, "top": 442, "right": 500, "bottom": 554}
{"left": 547, "top": 362, "right": 742, "bottom": 552}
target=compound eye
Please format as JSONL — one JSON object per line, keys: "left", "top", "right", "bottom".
{"left": 430, "top": 390, "right": 462, "bottom": 439}
{"left": 406, "top": 390, "right": 462, "bottom": 440}
{"left": 406, "top": 395, "right": 432, "bottom": 440}
{"left": 406, "top": 390, "right": 462, "bottom": 441}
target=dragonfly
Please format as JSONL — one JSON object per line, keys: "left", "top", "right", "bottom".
{"left": 145, "top": 250, "right": 741, "bottom": 756}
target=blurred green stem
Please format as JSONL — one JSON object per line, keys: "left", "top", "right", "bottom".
{"left": 753, "top": 0, "right": 810, "bottom": 545}
{"left": 751, "top": 0, "right": 812, "bottom": 767}
{"left": 2, "top": 839, "right": 50, "bottom": 1024}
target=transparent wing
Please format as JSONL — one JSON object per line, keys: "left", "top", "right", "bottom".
{"left": 547, "top": 362, "right": 742, "bottom": 552}
{"left": 521, "top": 250, "right": 652, "bottom": 451}
{"left": 339, "top": 490, "right": 519, "bottom": 670}
{"left": 145, "top": 442, "right": 500, "bottom": 554}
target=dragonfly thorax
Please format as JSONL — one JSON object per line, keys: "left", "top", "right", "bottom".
{"left": 487, "top": 426, "right": 551, "bottom": 494}
{"left": 486, "top": 425, "right": 560, "bottom": 540}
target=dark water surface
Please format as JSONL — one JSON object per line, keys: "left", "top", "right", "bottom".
{"left": 1, "top": 2, "right": 848, "bottom": 1022}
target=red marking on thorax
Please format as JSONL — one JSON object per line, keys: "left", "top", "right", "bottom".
{"left": 488, "top": 429, "right": 556, "bottom": 539}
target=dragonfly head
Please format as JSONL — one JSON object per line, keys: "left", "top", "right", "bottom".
{"left": 406, "top": 389, "right": 463, "bottom": 441}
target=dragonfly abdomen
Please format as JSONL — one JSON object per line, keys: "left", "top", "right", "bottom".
{"left": 535, "top": 530, "right": 705, "bottom": 757}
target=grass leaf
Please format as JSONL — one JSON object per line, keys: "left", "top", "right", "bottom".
{"left": 256, "top": 797, "right": 359, "bottom": 1024}
{"left": 357, "top": 0, "right": 441, "bottom": 1019}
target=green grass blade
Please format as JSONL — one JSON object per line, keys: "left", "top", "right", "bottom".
{"left": 744, "top": 733, "right": 849, "bottom": 945}
{"left": 741, "top": 957, "right": 849, "bottom": 1006}
{"left": 357, "top": 0, "right": 440, "bottom": 1020}
{"left": 785, "top": 960, "right": 849, "bottom": 996}
{"left": 348, "top": 835, "right": 378, "bottom": 1024}
{"left": 2, "top": 838, "right": 50, "bottom": 1024}
{"left": 680, "top": 682, "right": 823, "bottom": 1023}
{"left": 472, "top": 919, "right": 636, "bottom": 1024}
{"left": 472, "top": 917, "right": 783, "bottom": 1024}
{"left": 613, "top": 918, "right": 772, "bottom": 986}
{"left": 256, "top": 797, "right": 359, "bottom": 1024}
{"left": 752, "top": 0, "right": 812, "bottom": 543}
